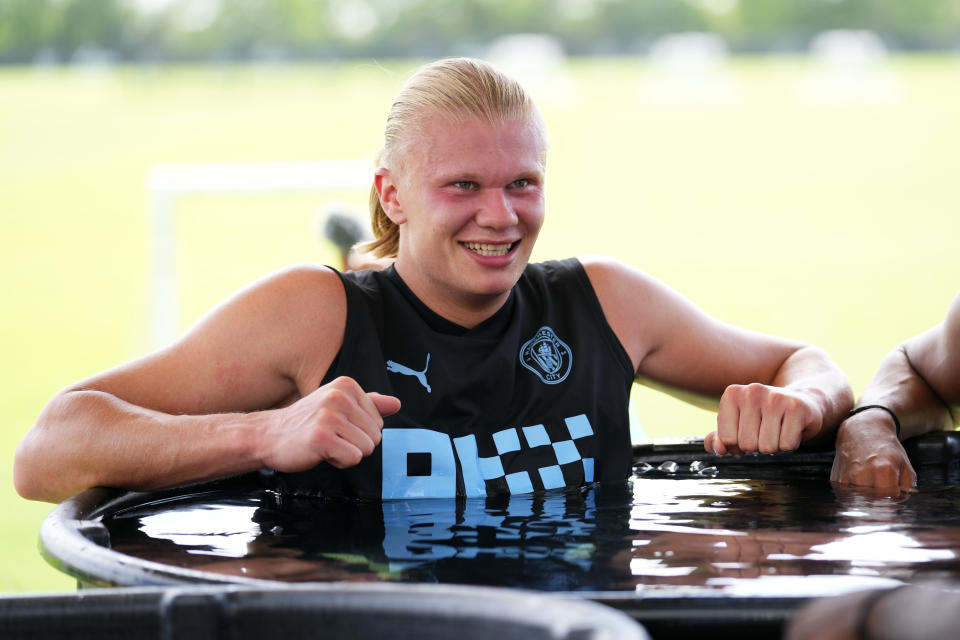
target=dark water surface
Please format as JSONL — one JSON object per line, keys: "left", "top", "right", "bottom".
{"left": 100, "top": 460, "right": 960, "bottom": 597}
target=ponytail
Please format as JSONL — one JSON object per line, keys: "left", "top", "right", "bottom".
{"left": 360, "top": 177, "right": 399, "bottom": 258}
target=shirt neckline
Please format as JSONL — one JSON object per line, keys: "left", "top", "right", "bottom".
{"left": 383, "top": 265, "right": 517, "bottom": 338}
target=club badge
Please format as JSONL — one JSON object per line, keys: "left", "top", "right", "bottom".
{"left": 519, "top": 326, "right": 572, "bottom": 384}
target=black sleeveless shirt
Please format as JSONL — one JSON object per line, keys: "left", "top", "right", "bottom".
{"left": 262, "top": 258, "right": 635, "bottom": 499}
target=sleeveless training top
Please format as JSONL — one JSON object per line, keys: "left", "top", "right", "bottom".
{"left": 262, "top": 258, "right": 635, "bottom": 499}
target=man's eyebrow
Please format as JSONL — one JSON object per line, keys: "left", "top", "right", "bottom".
{"left": 433, "top": 165, "right": 544, "bottom": 183}
{"left": 434, "top": 171, "right": 480, "bottom": 183}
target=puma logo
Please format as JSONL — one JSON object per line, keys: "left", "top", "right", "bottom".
{"left": 386, "top": 353, "right": 432, "bottom": 393}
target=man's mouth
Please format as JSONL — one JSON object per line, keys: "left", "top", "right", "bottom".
{"left": 461, "top": 241, "right": 517, "bottom": 257}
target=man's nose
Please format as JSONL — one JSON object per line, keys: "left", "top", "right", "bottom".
{"left": 475, "top": 188, "right": 519, "bottom": 227}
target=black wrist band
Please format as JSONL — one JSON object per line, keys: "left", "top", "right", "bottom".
{"left": 846, "top": 405, "right": 902, "bottom": 440}
{"left": 854, "top": 586, "right": 906, "bottom": 640}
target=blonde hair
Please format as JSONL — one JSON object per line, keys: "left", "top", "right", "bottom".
{"left": 362, "top": 57, "right": 544, "bottom": 258}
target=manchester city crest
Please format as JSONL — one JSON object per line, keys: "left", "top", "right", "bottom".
{"left": 519, "top": 326, "right": 572, "bottom": 384}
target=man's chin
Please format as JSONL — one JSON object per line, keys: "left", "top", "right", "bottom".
{"left": 472, "top": 265, "right": 527, "bottom": 292}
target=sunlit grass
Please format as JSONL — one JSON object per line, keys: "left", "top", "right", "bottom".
{"left": 1, "top": 55, "right": 958, "bottom": 592}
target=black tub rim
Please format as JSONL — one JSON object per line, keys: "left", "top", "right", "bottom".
{"left": 40, "top": 483, "right": 278, "bottom": 588}
{"left": 0, "top": 583, "right": 650, "bottom": 640}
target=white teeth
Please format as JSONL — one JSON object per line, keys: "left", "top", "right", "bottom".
{"left": 462, "top": 242, "right": 512, "bottom": 257}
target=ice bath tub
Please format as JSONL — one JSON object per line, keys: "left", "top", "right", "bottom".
{"left": 0, "top": 583, "right": 647, "bottom": 640}
{"left": 39, "top": 432, "right": 960, "bottom": 639}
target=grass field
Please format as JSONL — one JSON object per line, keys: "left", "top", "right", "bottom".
{"left": 1, "top": 55, "right": 958, "bottom": 593}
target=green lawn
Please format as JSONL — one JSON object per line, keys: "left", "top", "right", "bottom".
{"left": 1, "top": 55, "right": 957, "bottom": 593}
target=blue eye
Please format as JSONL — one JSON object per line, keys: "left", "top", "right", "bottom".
{"left": 453, "top": 181, "right": 477, "bottom": 190}
{"left": 508, "top": 179, "right": 530, "bottom": 189}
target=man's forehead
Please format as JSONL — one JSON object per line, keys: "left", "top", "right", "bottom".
{"left": 407, "top": 115, "right": 547, "bottom": 166}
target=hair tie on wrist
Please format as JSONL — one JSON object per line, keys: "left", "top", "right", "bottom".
{"left": 847, "top": 405, "right": 901, "bottom": 439}
{"left": 854, "top": 585, "right": 906, "bottom": 640}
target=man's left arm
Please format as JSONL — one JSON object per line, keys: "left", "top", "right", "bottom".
{"left": 581, "top": 255, "right": 853, "bottom": 455}
{"left": 708, "top": 344, "right": 853, "bottom": 455}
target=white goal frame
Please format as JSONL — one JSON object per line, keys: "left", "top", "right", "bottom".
{"left": 146, "top": 160, "right": 371, "bottom": 348}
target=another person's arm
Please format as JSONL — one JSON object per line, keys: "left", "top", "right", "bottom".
{"left": 14, "top": 265, "right": 399, "bottom": 503}
{"left": 582, "top": 256, "right": 853, "bottom": 455}
{"left": 787, "top": 583, "right": 960, "bottom": 640}
{"left": 831, "top": 292, "right": 960, "bottom": 491}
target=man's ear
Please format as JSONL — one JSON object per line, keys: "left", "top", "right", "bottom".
{"left": 375, "top": 168, "right": 406, "bottom": 225}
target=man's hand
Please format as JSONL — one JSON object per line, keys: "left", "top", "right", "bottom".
{"left": 704, "top": 383, "right": 824, "bottom": 456}
{"left": 260, "top": 376, "right": 401, "bottom": 472}
{"left": 786, "top": 589, "right": 886, "bottom": 640}
{"left": 831, "top": 411, "right": 916, "bottom": 492}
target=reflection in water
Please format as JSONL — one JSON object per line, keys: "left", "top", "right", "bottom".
{"left": 101, "top": 465, "right": 960, "bottom": 595}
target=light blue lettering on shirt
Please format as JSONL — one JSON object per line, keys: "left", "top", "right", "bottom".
{"left": 381, "top": 428, "right": 457, "bottom": 498}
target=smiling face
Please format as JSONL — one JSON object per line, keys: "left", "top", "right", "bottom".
{"left": 375, "top": 113, "right": 547, "bottom": 327}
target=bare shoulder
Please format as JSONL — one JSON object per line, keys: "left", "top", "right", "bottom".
{"left": 194, "top": 262, "right": 345, "bottom": 344}
{"left": 577, "top": 255, "right": 801, "bottom": 399}
{"left": 578, "top": 255, "right": 687, "bottom": 372}
{"left": 905, "top": 290, "right": 960, "bottom": 405}
{"left": 199, "top": 262, "right": 347, "bottom": 384}
{"left": 578, "top": 255, "right": 701, "bottom": 319}
{"left": 251, "top": 261, "right": 344, "bottom": 296}
{"left": 245, "top": 262, "right": 346, "bottom": 321}
{"left": 578, "top": 254, "right": 630, "bottom": 283}
{"left": 70, "top": 263, "right": 347, "bottom": 415}
{"left": 578, "top": 255, "right": 651, "bottom": 326}
{"left": 945, "top": 290, "right": 960, "bottom": 345}
{"left": 940, "top": 290, "right": 960, "bottom": 372}
{"left": 578, "top": 254, "right": 660, "bottom": 300}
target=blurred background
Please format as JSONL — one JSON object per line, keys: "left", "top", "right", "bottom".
{"left": 1, "top": 0, "right": 958, "bottom": 592}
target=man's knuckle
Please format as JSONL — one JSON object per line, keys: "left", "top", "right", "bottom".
{"left": 868, "top": 456, "right": 897, "bottom": 473}
{"left": 745, "top": 383, "right": 766, "bottom": 397}
{"left": 309, "top": 427, "right": 335, "bottom": 448}
{"left": 721, "top": 385, "right": 743, "bottom": 402}
{"left": 329, "top": 376, "right": 360, "bottom": 393}
{"left": 773, "top": 395, "right": 795, "bottom": 413}
{"left": 324, "top": 388, "right": 352, "bottom": 407}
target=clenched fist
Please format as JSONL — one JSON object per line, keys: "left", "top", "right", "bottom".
{"left": 260, "top": 376, "right": 401, "bottom": 472}
{"left": 704, "top": 383, "right": 824, "bottom": 456}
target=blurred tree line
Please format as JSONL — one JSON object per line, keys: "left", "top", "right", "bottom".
{"left": 1, "top": 0, "right": 958, "bottom": 64}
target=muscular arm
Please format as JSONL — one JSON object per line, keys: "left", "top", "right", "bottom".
{"left": 582, "top": 256, "right": 852, "bottom": 454}
{"left": 787, "top": 583, "right": 960, "bottom": 640}
{"left": 14, "top": 264, "right": 399, "bottom": 503}
{"left": 832, "top": 291, "right": 960, "bottom": 491}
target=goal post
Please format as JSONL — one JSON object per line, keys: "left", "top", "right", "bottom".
{"left": 146, "top": 160, "right": 372, "bottom": 349}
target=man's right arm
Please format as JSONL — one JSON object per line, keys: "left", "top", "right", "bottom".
{"left": 832, "top": 291, "right": 960, "bottom": 491}
{"left": 14, "top": 264, "right": 399, "bottom": 503}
